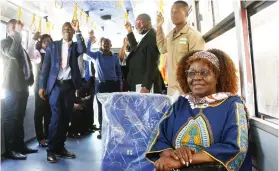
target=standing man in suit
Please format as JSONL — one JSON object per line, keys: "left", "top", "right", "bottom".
{"left": 1, "top": 19, "right": 37, "bottom": 160}
{"left": 124, "top": 14, "right": 162, "bottom": 93}
{"left": 39, "top": 20, "right": 86, "bottom": 163}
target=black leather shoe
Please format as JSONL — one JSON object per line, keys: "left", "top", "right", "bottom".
{"left": 21, "top": 147, "right": 38, "bottom": 154}
{"left": 6, "top": 151, "right": 27, "bottom": 160}
{"left": 97, "top": 131, "right": 102, "bottom": 139}
{"left": 39, "top": 140, "right": 48, "bottom": 147}
{"left": 39, "top": 143, "right": 48, "bottom": 147}
{"left": 56, "top": 149, "right": 76, "bottom": 159}
{"left": 47, "top": 151, "right": 58, "bottom": 163}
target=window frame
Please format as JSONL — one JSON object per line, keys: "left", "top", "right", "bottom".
{"left": 245, "top": 0, "right": 279, "bottom": 121}
{"left": 195, "top": 0, "right": 279, "bottom": 123}
{"left": 203, "top": 12, "right": 234, "bottom": 42}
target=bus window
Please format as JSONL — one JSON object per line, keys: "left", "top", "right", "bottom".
{"left": 250, "top": 1, "right": 279, "bottom": 120}
{"left": 212, "top": 0, "right": 233, "bottom": 24}
{"left": 198, "top": 0, "right": 214, "bottom": 34}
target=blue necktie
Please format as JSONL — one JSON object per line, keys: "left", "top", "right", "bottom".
{"left": 85, "top": 61, "right": 91, "bottom": 81}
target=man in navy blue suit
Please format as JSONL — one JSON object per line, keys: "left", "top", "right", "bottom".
{"left": 39, "top": 20, "right": 86, "bottom": 163}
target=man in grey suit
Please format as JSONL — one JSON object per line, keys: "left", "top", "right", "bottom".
{"left": 1, "top": 19, "right": 37, "bottom": 160}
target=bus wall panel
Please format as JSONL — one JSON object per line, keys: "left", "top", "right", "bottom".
{"left": 251, "top": 126, "right": 278, "bottom": 171}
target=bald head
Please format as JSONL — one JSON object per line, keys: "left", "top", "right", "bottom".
{"left": 7, "top": 19, "right": 17, "bottom": 27}
{"left": 136, "top": 14, "right": 151, "bottom": 23}
{"left": 136, "top": 13, "right": 152, "bottom": 34}
{"left": 7, "top": 19, "right": 17, "bottom": 34}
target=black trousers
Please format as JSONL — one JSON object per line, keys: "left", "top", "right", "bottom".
{"left": 34, "top": 91, "right": 51, "bottom": 141}
{"left": 84, "top": 98, "right": 94, "bottom": 129}
{"left": 96, "top": 80, "right": 120, "bottom": 129}
{"left": 69, "top": 108, "right": 87, "bottom": 134}
{"left": 77, "top": 78, "right": 95, "bottom": 129}
{"left": 2, "top": 89, "right": 29, "bottom": 152}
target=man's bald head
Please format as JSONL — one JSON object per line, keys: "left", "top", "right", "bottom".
{"left": 136, "top": 13, "right": 152, "bottom": 34}
{"left": 7, "top": 19, "right": 17, "bottom": 34}
{"left": 136, "top": 14, "right": 151, "bottom": 23}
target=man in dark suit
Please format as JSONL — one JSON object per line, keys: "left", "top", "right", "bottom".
{"left": 1, "top": 19, "right": 37, "bottom": 160}
{"left": 39, "top": 20, "right": 86, "bottom": 163}
{"left": 125, "top": 14, "right": 163, "bottom": 93}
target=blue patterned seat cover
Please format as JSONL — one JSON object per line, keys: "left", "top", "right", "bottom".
{"left": 97, "top": 92, "right": 172, "bottom": 171}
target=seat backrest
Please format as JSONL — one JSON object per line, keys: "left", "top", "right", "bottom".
{"left": 99, "top": 93, "right": 172, "bottom": 171}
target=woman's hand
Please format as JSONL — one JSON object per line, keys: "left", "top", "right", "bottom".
{"left": 154, "top": 156, "right": 183, "bottom": 171}
{"left": 160, "top": 149, "right": 173, "bottom": 157}
{"left": 170, "top": 148, "right": 195, "bottom": 166}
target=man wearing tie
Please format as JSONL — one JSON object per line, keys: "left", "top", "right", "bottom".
{"left": 39, "top": 21, "right": 86, "bottom": 163}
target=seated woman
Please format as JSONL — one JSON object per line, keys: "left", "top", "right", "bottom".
{"left": 146, "top": 49, "right": 252, "bottom": 171}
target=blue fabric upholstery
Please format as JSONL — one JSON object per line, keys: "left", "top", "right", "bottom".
{"left": 98, "top": 93, "right": 172, "bottom": 171}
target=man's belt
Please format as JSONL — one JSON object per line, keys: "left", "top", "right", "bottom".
{"left": 56, "top": 79, "right": 72, "bottom": 85}
{"left": 97, "top": 80, "right": 118, "bottom": 84}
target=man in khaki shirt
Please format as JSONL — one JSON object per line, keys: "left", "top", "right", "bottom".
{"left": 157, "top": 0, "right": 205, "bottom": 95}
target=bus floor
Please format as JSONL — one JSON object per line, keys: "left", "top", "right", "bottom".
{"left": 1, "top": 133, "right": 103, "bottom": 171}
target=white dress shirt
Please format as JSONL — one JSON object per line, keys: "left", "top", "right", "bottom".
{"left": 135, "top": 30, "right": 150, "bottom": 46}
{"left": 27, "top": 39, "right": 42, "bottom": 64}
{"left": 57, "top": 40, "right": 72, "bottom": 80}
{"left": 78, "top": 54, "right": 94, "bottom": 78}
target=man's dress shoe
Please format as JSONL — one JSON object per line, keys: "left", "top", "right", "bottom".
{"left": 56, "top": 149, "right": 76, "bottom": 159}
{"left": 47, "top": 151, "right": 58, "bottom": 163}
{"left": 6, "top": 151, "right": 27, "bottom": 160}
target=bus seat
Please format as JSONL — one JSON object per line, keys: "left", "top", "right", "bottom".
{"left": 97, "top": 93, "right": 172, "bottom": 171}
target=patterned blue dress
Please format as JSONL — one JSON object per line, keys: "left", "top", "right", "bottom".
{"left": 146, "top": 95, "right": 252, "bottom": 171}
